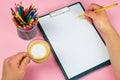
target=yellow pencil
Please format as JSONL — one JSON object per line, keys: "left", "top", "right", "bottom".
{"left": 15, "top": 12, "right": 26, "bottom": 24}
{"left": 78, "top": 3, "right": 118, "bottom": 18}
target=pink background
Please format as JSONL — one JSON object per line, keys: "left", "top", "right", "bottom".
{"left": 0, "top": 0, "right": 120, "bottom": 80}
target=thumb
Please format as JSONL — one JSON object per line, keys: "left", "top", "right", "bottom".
{"left": 19, "top": 56, "right": 30, "bottom": 70}
{"left": 85, "top": 11, "right": 97, "bottom": 19}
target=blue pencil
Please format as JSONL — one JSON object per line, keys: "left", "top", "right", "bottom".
{"left": 32, "top": 13, "right": 38, "bottom": 20}
{"left": 25, "top": 10, "right": 33, "bottom": 21}
{"left": 18, "top": 6, "right": 22, "bottom": 17}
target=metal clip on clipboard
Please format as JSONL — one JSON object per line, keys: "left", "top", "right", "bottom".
{"left": 49, "top": 7, "right": 70, "bottom": 17}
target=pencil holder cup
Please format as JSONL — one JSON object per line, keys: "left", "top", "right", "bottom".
{"left": 16, "top": 25, "right": 37, "bottom": 40}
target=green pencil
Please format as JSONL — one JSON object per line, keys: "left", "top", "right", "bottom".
{"left": 27, "top": 16, "right": 32, "bottom": 25}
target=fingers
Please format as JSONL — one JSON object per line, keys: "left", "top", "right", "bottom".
{"left": 86, "top": 3, "right": 103, "bottom": 11}
{"left": 19, "top": 56, "right": 30, "bottom": 70}
{"left": 11, "top": 52, "right": 27, "bottom": 63}
{"left": 85, "top": 3, "right": 103, "bottom": 20}
{"left": 84, "top": 16, "right": 93, "bottom": 23}
{"left": 2, "top": 53, "right": 31, "bottom": 80}
{"left": 15, "top": 52, "right": 27, "bottom": 60}
{"left": 85, "top": 11, "right": 97, "bottom": 19}
{"left": 6, "top": 52, "right": 28, "bottom": 68}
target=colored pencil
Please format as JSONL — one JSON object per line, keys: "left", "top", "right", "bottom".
{"left": 11, "top": 1, "right": 39, "bottom": 30}
{"left": 78, "top": 3, "right": 118, "bottom": 18}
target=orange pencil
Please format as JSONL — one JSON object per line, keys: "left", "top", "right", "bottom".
{"left": 12, "top": 18, "right": 22, "bottom": 29}
{"left": 12, "top": 18, "right": 19, "bottom": 26}
{"left": 29, "top": 19, "right": 34, "bottom": 25}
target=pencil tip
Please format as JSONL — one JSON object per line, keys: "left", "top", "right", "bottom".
{"left": 77, "top": 15, "right": 84, "bottom": 18}
{"left": 115, "top": 3, "right": 118, "bottom": 5}
{"left": 10, "top": 8, "right": 13, "bottom": 11}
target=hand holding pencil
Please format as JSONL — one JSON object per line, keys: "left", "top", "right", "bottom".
{"left": 78, "top": 3, "right": 118, "bottom": 18}
{"left": 84, "top": 3, "right": 116, "bottom": 33}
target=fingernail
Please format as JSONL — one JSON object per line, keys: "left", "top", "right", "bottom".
{"left": 26, "top": 56, "right": 31, "bottom": 63}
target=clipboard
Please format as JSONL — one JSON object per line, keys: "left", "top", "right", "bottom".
{"left": 37, "top": 2, "right": 110, "bottom": 80}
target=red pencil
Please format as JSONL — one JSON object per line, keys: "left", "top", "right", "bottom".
{"left": 24, "top": 8, "right": 29, "bottom": 18}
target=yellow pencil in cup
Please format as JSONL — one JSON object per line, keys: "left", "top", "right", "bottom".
{"left": 78, "top": 3, "right": 118, "bottom": 18}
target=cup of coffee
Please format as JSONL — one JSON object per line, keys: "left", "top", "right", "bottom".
{"left": 27, "top": 40, "right": 51, "bottom": 63}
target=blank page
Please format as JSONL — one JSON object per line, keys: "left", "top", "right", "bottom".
{"left": 38, "top": 3, "right": 110, "bottom": 79}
